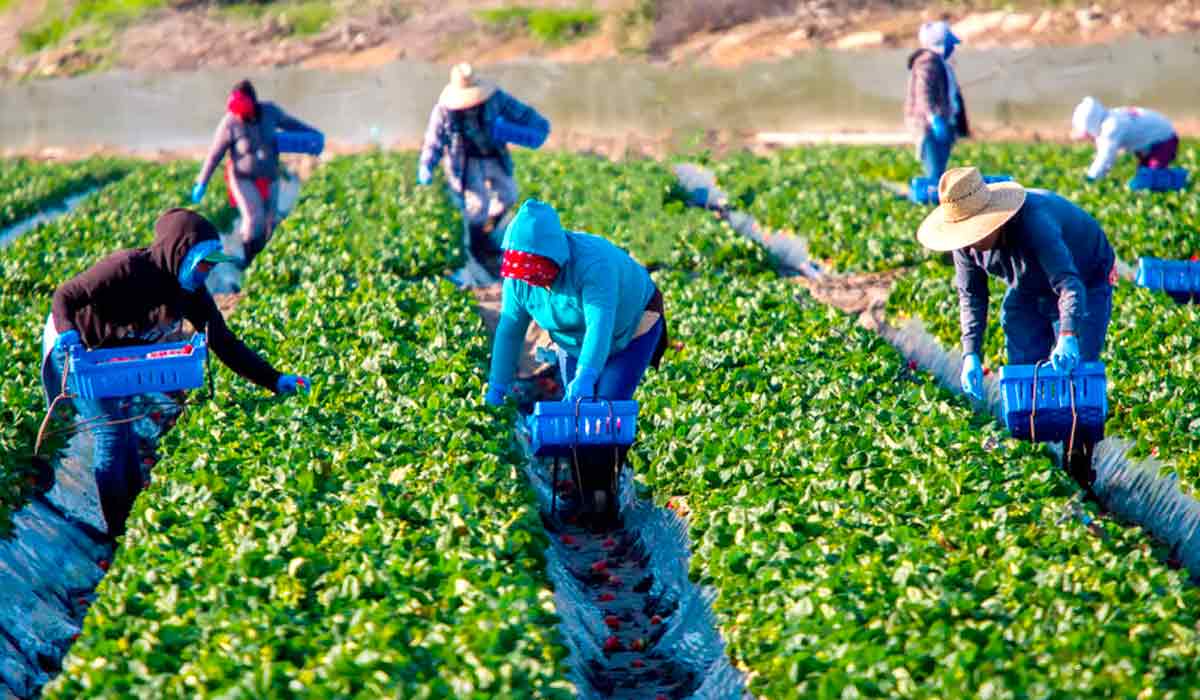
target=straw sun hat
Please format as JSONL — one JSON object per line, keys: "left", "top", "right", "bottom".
{"left": 438, "top": 63, "right": 498, "bottom": 110}
{"left": 916, "top": 167, "right": 1027, "bottom": 252}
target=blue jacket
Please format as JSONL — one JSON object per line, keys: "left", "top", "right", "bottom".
{"left": 488, "top": 213, "right": 655, "bottom": 389}
{"left": 419, "top": 91, "right": 548, "bottom": 193}
{"left": 954, "top": 190, "right": 1115, "bottom": 356}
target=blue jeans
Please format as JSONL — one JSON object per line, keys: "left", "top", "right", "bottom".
{"left": 563, "top": 319, "right": 664, "bottom": 401}
{"left": 45, "top": 349, "right": 141, "bottom": 536}
{"left": 1000, "top": 285, "right": 1112, "bottom": 365}
{"left": 919, "top": 129, "right": 954, "bottom": 183}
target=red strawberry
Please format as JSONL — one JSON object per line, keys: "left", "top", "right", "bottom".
{"left": 598, "top": 592, "right": 616, "bottom": 602}
{"left": 656, "top": 695, "right": 668, "bottom": 700}
{"left": 560, "top": 534, "right": 576, "bottom": 545}
{"left": 1152, "top": 446, "right": 1160, "bottom": 457}
{"left": 602, "top": 537, "right": 616, "bottom": 549}
{"left": 604, "top": 615, "right": 621, "bottom": 630}
{"left": 982, "top": 367, "right": 992, "bottom": 376}
{"left": 630, "top": 638, "right": 645, "bottom": 651}
{"left": 98, "top": 559, "right": 109, "bottom": 571}
{"left": 603, "top": 636, "right": 621, "bottom": 653}
{"left": 907, "top": 359, "right": 917, "bottom": 371}
{"left": 672, "top": 341, "right": 684, "bottom": 351}
{"left": 608, "top": 575, "right": 623, "bottom": 587}
{"left": 590, "top": 560, "right": 608, "bottom": 574}
{"left": 143, "top": 457, "right": 156, "bottom": 466}
{"left": 150, "top": 411, "right": 163, "bottom": 422}
{"left": 143, "top": 480, "right": 151, "bottom": 489}
{"left": 70, "top": 633, "right": 80, "bottom": 642}
{"left": 77, "top": 597, "right": 88, "bottom": 607}
{"left": 650, "top": 615, "right": 663, "bottom": 625}
{"left": 631, "top": 659, "right": 645, "bottom": 668}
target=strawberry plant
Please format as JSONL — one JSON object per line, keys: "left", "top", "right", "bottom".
{"left": 0, "top": 157, "right": 131, "bottom": 231}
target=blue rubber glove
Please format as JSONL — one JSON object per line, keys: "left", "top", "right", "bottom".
{"left": 55, "top": 329, "right": 81, "bottom": 353}
{"left": 930, "top": 115, "right": 952, "bottom": 144}
{"left": 485, "top": 383, "right": 508, "bottom": 407}
{"left": 191, "top": 182, "right": 207, "bottom": 204}
{"left": 276, "top": 374, "right": 310, "bottom": 395}
{"left": 417, "top": 165, "right": 433, "bottom": 186}
{"left": 960, "top": 353, "right": 984, "bottom": 401}
{"left": 1050, "top": 335, "right": 1080, "bottom": 374}
{"left": 565, "top": 367, "right": 600, "bottom": 403}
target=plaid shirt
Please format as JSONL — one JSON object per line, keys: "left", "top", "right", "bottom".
{"left": 904, "top": 49, "right": 970, "bottom": 139}
{"left": 419, "top": 90, "right": 549, "bottom": 193}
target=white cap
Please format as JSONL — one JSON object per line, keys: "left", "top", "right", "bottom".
{"left": 1071, "top": 97, "right": 1106, "bottom": 139}
{"left": 919, "top": 21, "right": 960, "bottom": 55}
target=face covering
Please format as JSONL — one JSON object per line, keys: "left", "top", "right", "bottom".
{"left": 227, "top": 90, "right": 256, "bottom": 120}
{"left": 500, "top": 249, "right": 559, "bottom": 288}
{"left": 178, "top": 240, "right": 225, "bottom": 292}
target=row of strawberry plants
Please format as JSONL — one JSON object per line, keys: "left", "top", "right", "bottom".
{"left": 710, "top": 141, "right": 1200, "bottom": 273}
{"left": 0, "top": 160, "right": 238, "bottom": 535}
{"left": 44, "top": 153, "right": 572, "bottom": 698}
{"left": 0, "top": 157, "right": 133, "bottom": 231}
{"left": 514, "top": 152, "right": 1200, "bottom": 696}
{"left": 888, "top": 259, "right": 1200, "bottom": 491}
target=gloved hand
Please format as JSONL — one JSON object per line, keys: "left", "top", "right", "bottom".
{"left": 191, "top": 182, "right": 207, "bottom": 204}
{"left": 1050, "top": 334, "right": 1080, "bottom": 373}
{"left": 485, "top": 382, "right": 509, "bottom": 407}
{"left": 276, "top": 374, "right": 310, "bottom": 395}
{"left": 417, "top": 165, "right": 433, "bottom": 186}
{"left": 55, "top": 329, "right": 81, "bottom": 353}
{"left": 960, "top": 353, "right": 984, "bottom": 401}
{"left": 930, "top": 115, "right": 952, "bottom": 144}
{"left": 565, "top": 367, "right": 599, "bottom": 403}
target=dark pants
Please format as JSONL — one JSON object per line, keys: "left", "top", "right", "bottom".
{"left": 562, "top": 318, "right": 665, "bottom": 401}
{"left": 1138, "top": 134, "right": 1179, "bottom": 169}
{"left": 1000, "top": 285, "right": 1112, "bottom": 365}
{"left": 46, "top": 349, "right": 141, "bottom": 536}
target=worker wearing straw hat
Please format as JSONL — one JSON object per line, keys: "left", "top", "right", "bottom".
{"left": 418, "top": 63, "right": 550, "bottom": 285}
{"left": 917, "top": 167, "right": 1115, "bottom": 496}
{"left": 905, "top": 21, "right": 970, "bottom": 184}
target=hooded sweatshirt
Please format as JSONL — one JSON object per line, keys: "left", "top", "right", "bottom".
{"left": 905, "top": 49, "right": 969, "bottom": 139}
{"left": 1074, "top": 99, "right": 1176, "bottom": 179}
{"left": 487, "top": 203, "right": 656, "bottom": 389}
{"left": 50, "top": 208, "right": 282, "bottom": 391}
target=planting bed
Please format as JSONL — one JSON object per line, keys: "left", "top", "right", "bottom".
{"left": 4, "top": 144, "right": 1200, "bottom": 698}
{"left": 0, "top": 158, "right": 131, "bottom": 234}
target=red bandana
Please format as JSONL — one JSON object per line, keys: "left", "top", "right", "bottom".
{"left": 501, "top": 250, "right": 559, "bottom": 288}
{"left": 227, "top": 91, "right": 256, "bottom": 120}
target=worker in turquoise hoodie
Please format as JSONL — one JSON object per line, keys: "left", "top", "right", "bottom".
{"left": 485, "top": 200, "right": 667, "bottom": 406}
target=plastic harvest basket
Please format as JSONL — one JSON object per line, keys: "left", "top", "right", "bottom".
{"left": 276, "top": 130, "right": 325, "bottom": 156}
{"left": 999, "top": 361, "right": 1107, "bottom": 443}
{"left": 909, "top": 174, "right": 1012, "bottom": 205}
{"left": 531, "top": 399, "right": 638, "bottom": 458}
{"left": 67, "top": 333, "right": 207, "bottom": 400}
{"left": 1136, "top": 257, "right": 1199, "bottom": 293}
{"left": 1130, "top": 167, "right": 1188, "bottom": 192}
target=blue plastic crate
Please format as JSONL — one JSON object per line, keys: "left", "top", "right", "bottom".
{"left": 1136, "top": 256, "right": 1199, "bottom": 294}
{"left": 1130, "top": 167, "right": 1188, "bottom": 192}
{"left": 531, "top": 399, "right": 638, "bottom": 457}
{"left": 67, "top": 333, "right": 207, "bottom": 399}
{"left": 909, "top": 174, "right": 1011, "bottom": 205}
{"left": 276, "top": 130, "right": 325, "bottom": 156}
{"left": 1000, "top": 361, "right": 1107, "bottom": 443}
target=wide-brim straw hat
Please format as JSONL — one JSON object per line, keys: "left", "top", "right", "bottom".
{"left": 439, "top": 63, "right": 498, "bottom": 110}
{"left": 916, "top": 167, "right": 1027, "bottom": 252}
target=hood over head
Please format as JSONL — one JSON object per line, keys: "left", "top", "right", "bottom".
{"left": 502, "top": 199, "right": 570, "bottom": 266}
{"left": 919, "top": 20, "right": 960, "bottom": 58}
{"left": 1072, "top": 96, "right": 1107, "bottom": 139}
{"left": 149, "top": 208, "right": 221, "bottom": 278}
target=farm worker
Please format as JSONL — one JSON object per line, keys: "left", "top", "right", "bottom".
{"left": 916, "top": 167, "right": 1114, "bottom": 496}
{"left": 192, "top": 79, "right": 319, "bottom": 267}
{"left": 40, "top": 208, "right": 310, "bottom": 536}
{"left": 1072, "top": 97, "right": 1179, "bottom": 181}
{"left": 485, "top": 200, "right": 667, "bottom": 406}
{"left": 418, "top": 63, "right": 550, "bottom": 282}
{"left": 905, "top": 20, "right": 969, "bottom": 184}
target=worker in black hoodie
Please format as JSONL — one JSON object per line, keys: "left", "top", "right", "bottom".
{"left": 40, "top": 208, "right": 309, "bottom": 535}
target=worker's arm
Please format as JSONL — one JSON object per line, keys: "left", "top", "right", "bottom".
{"left": 487, "top": 280, "right": 534, "bottom": 390}
{"left": 576, "top": 258, "right": 619, "bottom": 375}
{"left": 185, "top": 291, "right": 282, "bottom": 392}
{"left": 417, "top": 105, "right": 448, "bottom": 182}
{"left": 1026, "top": 215, "right": 1087, "bottom": 338}
{"left": 196, "top": 115, "right": 234, "bottom": 188}
{"left": 954, "top": 248, "right": 990, "bottom": 357}
{"left": 1086, "top": 119, "right": 1123, "bottom": 180}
